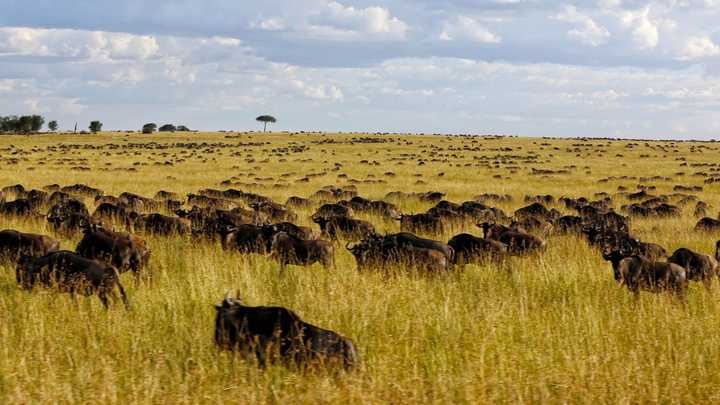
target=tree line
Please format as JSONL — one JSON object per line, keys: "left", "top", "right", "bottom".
{"left": 0, "top": 115, "right": 56, "bottom": 134}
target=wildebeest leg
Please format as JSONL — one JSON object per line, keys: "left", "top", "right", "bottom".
{"left": 98, "top": 292, "right": 110, "bottom": 309}
{"left": 703, "top": 275, "right": 713, "bottom": 290}
{"left": 116, "top": 280, "right": 131, "bottom": 310}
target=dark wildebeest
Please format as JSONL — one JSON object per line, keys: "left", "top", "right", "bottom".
{"left": 695, "top": 217, "right": 720, "bottom": 232}
{"left": 479, "top": 223, "right": 546, "bottom": 255}
{"left": 0, "top": 199, "right": 37, "bottom": 217}
{"left": 251, "top": 201, "right": 298, "bottom": 223}
{"left": 313, "top": 216, "right": 376, "bottom": 241}
{"left": 312, "top": 203, "right": 354, "bottom": 221}
{"left": 347, "top": 233, "right": 451, "bottom": 273}
{"left": 510, "top": 217, "right": 554, "bottom": 237}
{"left": 187, "top": 193, "right": 237, "bottom": 211}
{"left": 61, "top": 184, "right": 104, "bottom": 199}
{"left": 120, "top": 192, "right": 161, "bottom": 212}
{"left": 154, "top": 190, "right": 181, "bottom": 201}
{"left": 92, "top": 203, "right": 134, "bottom": 229}
{"left": 214, "top": 291, "right": 358, "bottom": 369}
{"left": 398, "top": 213, "right": 445, "bottom": 235}
{"left": 129, "top": 213, "right": 190, "bottom": 235}
{"left": 47, "top": 198, "right": 90, "bottom": 223}
{"left": 0, "top": 229, "right": 60, "bottom": 260}
{"left": 553, "top": 215, "right": 584, "bottom": 234}
{"left": 16, "top": 251, "right": 129, "bottom": 309}
{"left": 605, "top": 254, "right": 687, "bottom": 298}
{"left": 514, "top": 203, "right": 560, "bottom": 222}
{"left": 668, "top": 248, "right": 719, "bottom": 289}
{"left": 218, "top": 224, "right": 277, "bottom": 253}
{"left": 269, "top": 232, "right": 335, "bottom": 270}
{"left": 175, "top": 207, "right": 250, "bottom": 238}
{"left": 447, "top": 233, "right": 507, "bottom": 265}
{"left": 273, "top": 222, "right": 316, "bottom": 240}
{"left": 75, "top": 226, "right": 150, "bottom": 277}
{"left": 599, "top": 231, "right": 666, "bottom": 261}
{"left": 285, "top": 196, "right": 314, "bottom": 209}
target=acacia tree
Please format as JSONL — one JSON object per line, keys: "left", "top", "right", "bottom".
{"left": 89, "top": 121, "right": 102, "bottom": 133}
{"left": 256, "top": 115, "right": 277, "bottom": 132}
{"left": 142, "top": 123, "right": 157, "bottom": 134}
{"left": 48, "top": 120, "right": 58, "bottom": 132}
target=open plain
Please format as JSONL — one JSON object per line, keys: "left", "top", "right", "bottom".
{"left": 1, "top": 131, "right": 720, "bottom": 403}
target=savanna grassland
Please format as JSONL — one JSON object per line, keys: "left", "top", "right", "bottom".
{"left": 1, "top": 131, "right": 720, "bottom": 404}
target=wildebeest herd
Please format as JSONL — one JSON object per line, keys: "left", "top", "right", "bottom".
{"left": 1, "top": 176, "right": 719, "bottom": 371}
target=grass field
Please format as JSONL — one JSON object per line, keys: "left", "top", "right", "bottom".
{"left": 1, "top": 131, "right": 720, "bottom": 403}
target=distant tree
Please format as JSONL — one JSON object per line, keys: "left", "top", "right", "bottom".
{"left": 18, "top": 116, "right": 33, "bottom": 134}
{"left": 89, "top": 121, "right": 103, "bottom": 133}
{"left": 142, "top": 123, "right": 157, "bottom": 134}
{"left": 176, "top": 125, "right": 190, "bottom": 132}
{"left": 256, "top": 115, "right": 277, "bottom": 132}
{"left": 48, "top": 120, "right": 58, "bottom": 132}
{"left": 30, "top": 115, "right": 44, "bottom": 132}
{"left": 158, "top": 124, "right": 176, "bottom": 132}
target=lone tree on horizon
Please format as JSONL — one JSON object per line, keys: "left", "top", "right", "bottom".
{"left": 48, "top": 120, "right": 58, "bottom": 132}
{"left": 256, "top": 115, "right": 277, "bottom": 132}
{"left": 89, "top": 121, "right": 102, "bottom": 133}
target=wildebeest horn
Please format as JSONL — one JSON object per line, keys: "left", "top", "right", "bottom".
{"left": 346, "top": 242, "right": 353, "bottom": 251}
{"left": 224, "top": 290, "right": 233, "bottom": 305}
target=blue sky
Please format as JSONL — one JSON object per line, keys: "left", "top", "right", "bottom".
{"left": 1, "top": 0, "right": 720, "bottom": 138}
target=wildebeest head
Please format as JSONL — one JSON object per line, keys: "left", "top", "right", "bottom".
{"left": 214, "top": 290, "right": 244, "bottom": 350}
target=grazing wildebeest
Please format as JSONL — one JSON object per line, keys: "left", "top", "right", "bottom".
{"left": 347, "top": 232, "right": 453, "bottom": 273}
{"left": 312, "top": 204, "right": 353, "bottom": 221}
{"left": 313, "top": 216, "right": 376, "bottom": 241}
{"left": 447, "top": 233, "right": 507, "bottom": 265}
{"left": 92, "top": 203, "right": 134, "bottom": 228}
{"left": 553, "top": 215, "right": 584, "bottom": 234}
{"left": 120, "top": 192, "right": 161, "bottom": 212}
{"left": 129, "top": 213, "right": 190, "bottom": 235}
{"left": 176, "top": 207, "right": 250, "bottom": 238}
{"left": 668, "top": 248, "right": 719, "bottom": 289}
{"left": 187, "top": 193, "right": 237, "bottom": 211}
{"left": 273, "top": 222, "right": 316, "bottom": 240}
{"left": 16, "top": 251, "right": 129, "bottom": 309}
{"left": 608, "top": 254, "right": 687, "bottom": 298}
{"left": 285, "top": 196, "right": 314, "bottom": 209}
{"left": 75, "top": 226, "right": 150, "bottom": 277}
{"left": 340, "top": 196, "right": 401, "bottom": 219}
{"left": 218, "top": 224, "right": 277, "bottom": 253}
{"left": 599, "top": 231, "right": 666, "bottom": 261}
{"left": 214, "top": 291, "right": 358, "bottom": 369}
{"left": 695, "top": 217, "right": 720, "bottom": 232}
{"left": 269, "top": 232, "right": 335, "bottom": 269}
{"left": 479, "top": 223, "right": 546, "bottom": 255}
{"left": 0, "top": 199, "right": 37, "bottom": 217}
{"left": 251, "top": 201, "right": 298, "bottom": 223}
{"left": 398, "top": 213, "right": 445, "bottom": 235}
{"left": 47, "top": 198, "right": 90, "bottom": 222}
{"left": 0, "top": 229, "right": 60, "bottom": 260}
{"left": 514, "top": 203, "right": 559, "bottom": 222}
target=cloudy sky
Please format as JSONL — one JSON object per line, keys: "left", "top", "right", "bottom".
{"left": 1, "top": 1, "right": 719, "bottom": 138}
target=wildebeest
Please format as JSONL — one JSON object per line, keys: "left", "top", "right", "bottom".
{"left": 92, "top": 203, "right": 134, "bottom": 229}
{"left": 61, "top": 184, "right": 104, "bottom": 198}
{"left": 313, "top": 216, "right": 375, "bottom": 241}
{"left": 312, "top": 203, "right": 353, "bottom": 221}
{"left": 76, "top": 226, "right": 150, "bottom": 277}
{"left": 0, "top": 229, "right": 60, "bottom": 260}
{"left": 695, "top": 217, "right": 720, "bottom": 232}
{"left": 339, "top": 196, "right": 401, "bottom": 219}
{"left": 553, "top": 215, "right": 584, "bottom": 234}
{"left": 447, "top": 233, "right": 507, "bottom": 265}
{"left": 599, "top": 231, "right": 666, "bottom": 261}
{"left": 251, "top": 201, "right": 298, "bottom": 223}
{"left": 214, "top": 291, "right": 358, "bottom": 369}
{"left": 47, "top": 198, "right": 90, "bottom": 223}
{"left": 668, "top": 248, "right": 718, "bottom": 289}
{"left": 218, "top": 224, "right": 278, "bottom": 253}
{"left": 0, "top": 199, "right": 37, "bottom": 217}
{"left": 608, "top": 254, "right": 687, "bottom": 298}
{"left": 16, "top": 251, "right": 129, "bottom": 309}
{"left": 347, "top": 232, "right": 453, "bottom": 273}
{"left": 398, "top": 213, "right": 445, "bottom": 235}
{"left": 479, "top": 223, "right": 546, "bottom": 255}
{"left": 269, "top": 232, "right": 335, "bottom": 270}
{"left": 129, "top": 213, "right": 190, "bottom": 235}
{"left": 514, "top": 203, "right": 560, "bottom": 222}
{"left": 285, "top": 196, "right": 314, "bottom": 209}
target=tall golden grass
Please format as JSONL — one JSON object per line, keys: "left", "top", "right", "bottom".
{"left": 0, "top": 132, "right": 719, "bottom": 403}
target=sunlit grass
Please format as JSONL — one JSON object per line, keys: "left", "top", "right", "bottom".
{"left": 0, "top": 132, "right": 719, "bottom": 403}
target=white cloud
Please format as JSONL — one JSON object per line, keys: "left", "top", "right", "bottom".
{"left": 619, "top": 6, "right": 674, "bottom": 50}
{"left": 678, "top": 36, "right": 720, "bottom": 60}
{"left": 554, "top": 6, "right": 610, "bottom": 46}
{"left": 439, "top": 15, "right": 501, "bottom": 43}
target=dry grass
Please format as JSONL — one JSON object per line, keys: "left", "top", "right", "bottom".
{"left": 0, "top": 132, "right": 719, "bottom": 403}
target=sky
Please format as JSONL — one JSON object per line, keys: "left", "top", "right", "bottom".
{"left": 1, "top": 1, "right": 720, "bottom": 139}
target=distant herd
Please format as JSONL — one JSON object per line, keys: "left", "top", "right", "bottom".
{"left": 1, "top": 182, "right": 719, "bottom": 369}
